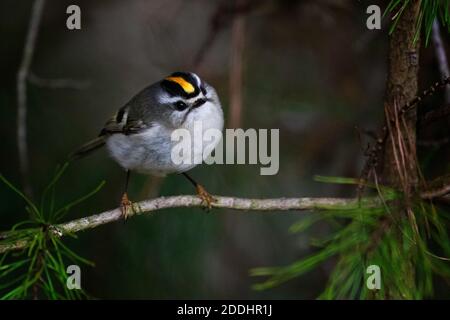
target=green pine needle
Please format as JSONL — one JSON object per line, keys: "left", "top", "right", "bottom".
{"left": 385, "top": 0, "right": 450, "bottom": 45}
{"left": 0, "top": 163, "right": 103, "bottom": 299}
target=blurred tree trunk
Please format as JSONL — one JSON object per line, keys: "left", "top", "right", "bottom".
{"left": 382, "top": 1, "right": 421, "bottom": 192}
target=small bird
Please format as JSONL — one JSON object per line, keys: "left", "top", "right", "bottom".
{"left": 71, "top": 72, "right": 224, "bottom": 218}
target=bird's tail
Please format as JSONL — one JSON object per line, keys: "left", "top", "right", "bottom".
{"left": 69, "top": 136, "right": 106, "bottom": 160}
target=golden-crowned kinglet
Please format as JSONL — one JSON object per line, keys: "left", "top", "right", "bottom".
{"left": 72, "top": 72, "right": 224, "bottom": 218}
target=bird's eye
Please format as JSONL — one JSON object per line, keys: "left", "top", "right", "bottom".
{"left": 174, "top": 101, "right": 188, "bottom": 111}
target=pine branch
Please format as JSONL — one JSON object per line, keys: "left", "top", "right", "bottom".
{"left": 2, "top": 184, "right": 447, "bottom": 255}
{"left": 0, "top": 195, "right": 376, "bottom": 254}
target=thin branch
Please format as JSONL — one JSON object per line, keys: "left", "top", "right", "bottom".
{"left": 432, "top": 19, "right": 450, "bottom": 104}
{"left": 417, "top": 137, "right": 450, "bottom": 148}
{"left": 421, "top": 175, "right": 450, "bottom": 200}
{"left": 1, "top": 185, "right": 448, "bottom": 254}
{"left": 422, "top": 185, "right": 450, "bottom": 200}
{"left": 0, "top": 195, "right": 374, "bottom": 254}
{"left": 28, "top": 73, "right": 91, "bottom": 90}
{"left": 0, "top": 239, "right": 30, "bottom": 254}
{"left": 59, "top": 195, "right": 365, "bottom": 233}
{"left": 17, "top": 0, "right": 46, "bottom": 197}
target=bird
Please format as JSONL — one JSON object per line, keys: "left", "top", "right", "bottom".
{"left": 71, "top": 72, "right": 224, "bottom": 219}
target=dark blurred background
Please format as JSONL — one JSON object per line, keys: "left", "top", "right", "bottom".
{"left": 1, "top": 0, "right": 448, "bottom": 298}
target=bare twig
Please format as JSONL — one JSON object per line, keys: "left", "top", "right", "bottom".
{"left": 417, "top": 137, "right": 450, "bottom": 148}
{"left": 432, "top": 19, "right": 450, "bottom": 104}
{"left": 0, "top": 239, "right": 30, "bottom": 254}
{"left": 421, "top": 185, "right": 450, "bottom": 200}
{"left": 0, "top": 195, "right": 376, "bottom": 254}
{"left": 17, "top": 0, "right": 46, "bottom": 197}
{"left": 1, "top": 184, "right": 448, "bottom": 255}
{"left": 28, "top": 72, "right": 90, "bottom": 90}
{"left": 421, "top": 174, "right": 450, "bottom": 200}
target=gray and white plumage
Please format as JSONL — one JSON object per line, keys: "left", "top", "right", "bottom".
{"left": 72, "top": 72, "right": 224, "bottom": 177}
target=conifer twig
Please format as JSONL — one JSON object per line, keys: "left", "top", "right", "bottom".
{"left": 1, "top": 185, "right": 448, "bottom": 254}
{"left": 0, "top": 195, "right": 375, "bottom": 254}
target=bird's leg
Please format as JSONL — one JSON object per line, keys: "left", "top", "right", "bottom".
{"left": 182, "top": 172, "right": 216, "bottom": 210}
{"left": 121, "top": 170, "right": 133, "bottom": 220}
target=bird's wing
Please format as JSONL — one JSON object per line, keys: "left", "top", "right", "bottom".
{"left": 71, "top": 89, "right": 156, "bottom": 160}
{"left": 99, "top": 105, "right": 149, "bottom": 136}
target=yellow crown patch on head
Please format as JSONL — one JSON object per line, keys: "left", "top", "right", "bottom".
{"left": 165, "top": 76, "right": 195, "bottom": 94}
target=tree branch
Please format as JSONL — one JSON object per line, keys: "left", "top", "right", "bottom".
{"left": 28, "top": 72, "right": 90, "bottom": 90}
{"left": 0, "top": 195, "right": 373, "bottom": 254}
{"left": 1, "top": 185, "right": 448, "bottom": 254}
{"left": 432, "top": 19, "right": 450, "bottom": 104}
{"left": 420, "top": 174, "right": 450, "bottom": 200}
{"left": 17, "top": 0, "right": 46, "bottom": 198}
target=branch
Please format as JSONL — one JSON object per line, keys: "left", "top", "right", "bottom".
{"left": 417, "top": 137, "right": 450, "bottom": 148}
{"left": 432, "top": 19, "right": 450, "bottom": 104}
{"left": 2, "top": 184, "right": 449, "bottom": 254}
{"left": 17, "top": 0, "right": 46, "bottom": 197}
{"left": 28, "top": 72, "right": 91, "bottom": 90}
{"left": 420, "top": 174, "right": 450, "bottom": 200}
{"left": 0, "top": 195, "right": 371, "bottom": 254}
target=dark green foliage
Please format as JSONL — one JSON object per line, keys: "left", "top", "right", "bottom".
{"left": 385, "top": 0, "right": 450, "bottom": 44}
{"left": 0, "top": 163, "right": 103, "bottom": 299}
{"left": 251, "top": 176, "right": 450, "bottom": 299}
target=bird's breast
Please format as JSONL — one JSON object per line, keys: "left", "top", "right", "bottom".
{"left": 106, "top": 103, "right": 223, "bottom": 176}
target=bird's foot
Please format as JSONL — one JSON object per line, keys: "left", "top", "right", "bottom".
{"left": 120, "top": 192, "right": 133, "bottom": 220}
{"left": 196, "top": 184, "right": 217, "bottom": 210}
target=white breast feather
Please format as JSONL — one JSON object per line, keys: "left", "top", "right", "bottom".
{"left": 105, "top": 101, "right": 223, "bottom": 176}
